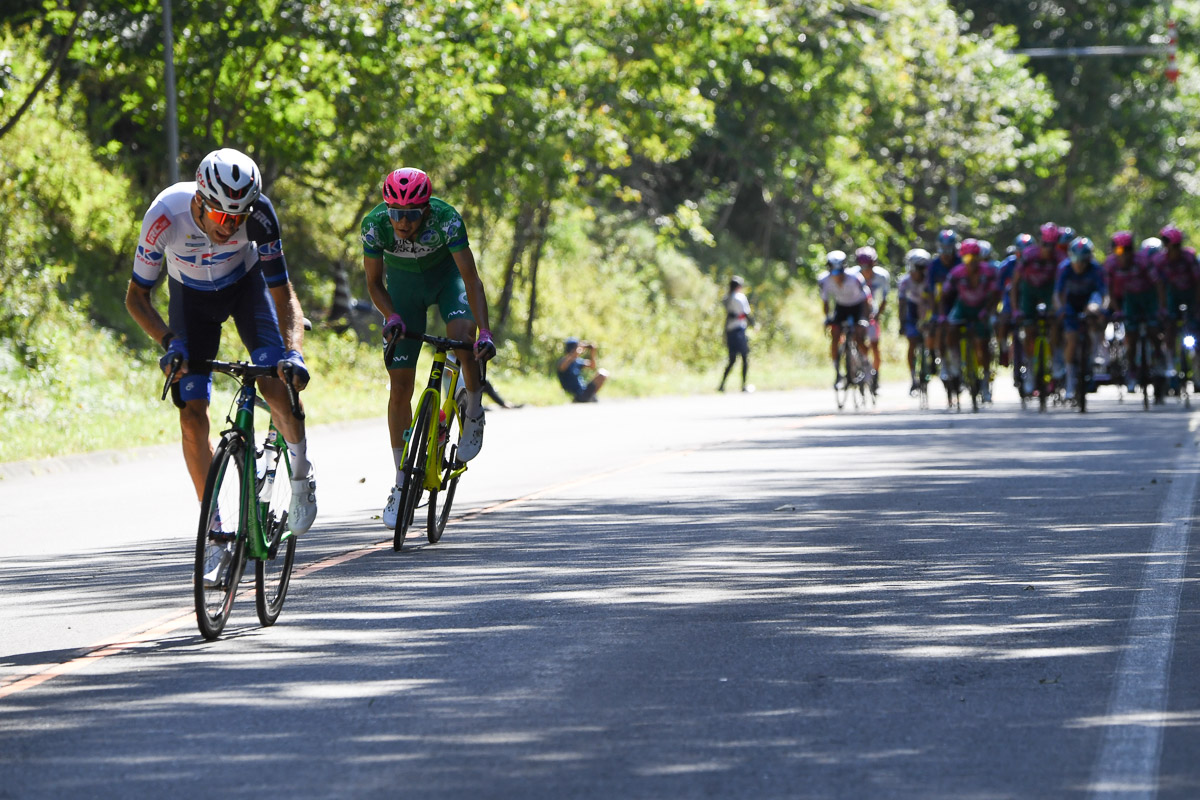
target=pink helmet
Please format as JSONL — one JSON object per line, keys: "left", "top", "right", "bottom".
{"left": 960, "top": 238, "right": 982, "bottom": 257}
{"left": 382, "top": 168, "right": 432, "bottom": 205}
{"left": 1111, "top": 231, "right": 1134, "bottom": 250}
{"left": 1160, "top": 225, "right": 1184, "bottom": 246}
{"left": 1039, "top": 222, "right": 1059, "bottom": 244}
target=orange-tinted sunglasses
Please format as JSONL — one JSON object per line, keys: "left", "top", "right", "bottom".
{"left": 202, "top": 200, "right": 251, "bottom": 228}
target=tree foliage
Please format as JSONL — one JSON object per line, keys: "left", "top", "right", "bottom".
{"left": 1, "top": 0, "right": 1198, "bottom": 383}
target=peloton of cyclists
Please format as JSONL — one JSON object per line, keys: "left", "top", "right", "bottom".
{"left": 819, "top": 250, "right": 873, "bottom": 389}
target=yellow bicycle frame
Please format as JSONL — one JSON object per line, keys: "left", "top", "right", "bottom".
{"left": 404, "top": 349, "right": 470, "bottom": 493}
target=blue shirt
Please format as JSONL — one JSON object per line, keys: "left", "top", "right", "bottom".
{"left": 558, "top": 357, "right": 588, "bottom": 396}
{"left": 1055, "top": 259, "right": 1105, "bottom": 309}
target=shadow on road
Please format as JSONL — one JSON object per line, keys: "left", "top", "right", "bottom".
{"left": 2, "top": 409, "right": 1199, "bottom": 798}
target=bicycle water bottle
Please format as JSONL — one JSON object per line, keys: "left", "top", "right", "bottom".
{"left": 258, "top": 431, "right": 278, "bottom": 503}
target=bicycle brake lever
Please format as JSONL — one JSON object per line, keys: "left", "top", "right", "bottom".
{"left": 280, "top": 364, "right": 305, "bottom": 422}
{"left": 160, "top": 354, "right": 183, "bottom": 401}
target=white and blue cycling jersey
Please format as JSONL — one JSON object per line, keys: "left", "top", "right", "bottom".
{"left": 131, "top": 182, "right": 290, "bottom": 291}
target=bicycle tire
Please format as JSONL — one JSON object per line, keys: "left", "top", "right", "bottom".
{"left": 1077, "top": 327, "right": 1089, "bottom": 413}
{"left": 1138, "top": 338, "right": 1151, "bottom": 411}
{"left": 428, "top": 404, "right": 463, "bottom": 543}
{"left": 255, "top": 439, "right": 297, "bottom": 626}
{"left": 834, "top": 336, "right": 851, "bottom": 410}
{"left": 395, "top": 395, "right": 434, "bottom": 551}
{"left": 195, "top": 432, "right": 249, "bottom": 641}
{"left": 1034, "top": 332, "right": 1049, "bottom": 412}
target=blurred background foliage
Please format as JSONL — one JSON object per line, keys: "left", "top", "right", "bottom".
{"left": 1, "top": 0, "right": 1198, "bottom": 458}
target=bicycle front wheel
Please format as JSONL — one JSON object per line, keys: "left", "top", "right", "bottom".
{"left": 195, "top": 432, "right": 249, "bottom": 641}
{"left": 428, "top": 405, "right": 463, "bottom": 544}
{"left": 255, "top": 439, "right": 297, "bottom": 626}
{"left": 395, "top": 395, "right": 434, "bottom": 551}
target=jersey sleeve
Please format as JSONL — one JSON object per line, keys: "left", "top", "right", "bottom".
{"left": 440, "top": 207, "right": 470, "bottom": 253}
{"left": 131, "top": 202, "right": 172, "bottom": 289}
{"left": 361, "top": 213, "right": 385, "bottom": 258}
{"left": 246, "top": 194, "right": 290, "bottom": 288}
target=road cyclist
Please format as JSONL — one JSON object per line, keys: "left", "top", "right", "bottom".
{"left": 941, "top": 238, "right": 1000, "bottom": 405}
{"left": 361, "top": 167, "right": 496, "bottom": 531}
{"left": 1153, "top": 225, "right": 1200, "bottom": 395}
{"left": 850, "top": 245, "right": 890, "bottom": 393}
{"left": 994, "top": 233, "right": 1031, "bottom": 372}
{"left": 1012, "top": 222, "right": 1066, "bottom": 397}
{"left": 124, "top": 147, "right": 317, "bottom": 590}
{"left": 819, "top": 250, "right": 874, "bottom": 394}
{"left": 897, "top": 248, "right": 931, "bottom": 395}
{"left": 1055, "top": 236, "right": 1107, "bottom": 404}
{"left": 1104, "top": 230, "right": 1163, "bottom": 393}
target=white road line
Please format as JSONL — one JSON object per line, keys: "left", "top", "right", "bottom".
{"left": 1088, "top": 416, "right": 1200, "bottom": 799}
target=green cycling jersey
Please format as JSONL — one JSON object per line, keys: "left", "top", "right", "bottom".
{"left": 361, "top": 198, "right": 469, "bottom": 273}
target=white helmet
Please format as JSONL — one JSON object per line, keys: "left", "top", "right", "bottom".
{"left": 978, "top": 239, "right": 993, "bottom": 260}
{"left": 1140, "top": 236, "right": 1164, "bottom": 257}
{"left": 826, "top": 250, "right": 848, "bottom": 271}
{"left": 196, "top": 148, "right": 261, "bottom": 213}
{"left": 904, "top": 248, "right": 931, "bottom": 269}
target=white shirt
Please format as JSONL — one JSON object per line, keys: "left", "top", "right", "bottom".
{"left": 818, "top": 270, "right": 872, "bottom": 307}
{"left": 724, "top": 291, "right": 751, "bottom": 331}
{"left": 131, "top": 182, "right": 284, "bottom": 291}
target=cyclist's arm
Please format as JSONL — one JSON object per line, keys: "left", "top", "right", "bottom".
{"left": 452, "top": 247, "right": 492, "bottom": 334}
{"left": 125, "top": 280, "right": 173, "bottom": 351}
{"left": 268, "top": 282, "right": 306, "bottom": 354}
{"left": 364, "top": 254, "right": 397, "bottom": 320}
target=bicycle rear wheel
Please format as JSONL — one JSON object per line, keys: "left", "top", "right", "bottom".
{"left": 255, "top": 439, "right": 297, "bottom": 626}
{"left": 195, "top": 432, "right": 249, "bottom": 641}
{"left": 395, "top": 395, "right": 434, "bottom": 551}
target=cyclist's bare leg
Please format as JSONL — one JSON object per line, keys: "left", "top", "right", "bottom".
{"left": 179, "top": 399, "right": 213, "bottom": 501}
{"left": 446, "top": 318, "right": 485, "bottom": 418}
{"left": 257, "top": 376, "right": 305, "bottom": 445}
{"left": 387, "top": 368, "right": 417, "bottom": 448}
{"left": 829, "top": 323, "right": 844, "bottom": 374}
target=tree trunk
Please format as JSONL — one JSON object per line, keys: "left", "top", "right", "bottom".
{"left": 495, "top": 202, "right": 535, "bottom": 329}
{"left": 0, "top": 1, "right": 87, "bottom": 141}
{"left": 524, "top": 200, "right": 553, "bottom": 339}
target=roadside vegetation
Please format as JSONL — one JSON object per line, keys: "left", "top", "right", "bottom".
{"left": 2, "top": 1, "right": 1197, "bottom": 463}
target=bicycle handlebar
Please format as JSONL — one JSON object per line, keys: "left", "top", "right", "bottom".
{"left": 207, "top": 359, "right": 305, "bottom": 421}
{"left": 383, "top": 329, "right": 474, "bottom": 364}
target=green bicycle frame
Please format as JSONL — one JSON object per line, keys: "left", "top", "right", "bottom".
{"left": 228, "top": 382, "right": 292, "bottom": 561}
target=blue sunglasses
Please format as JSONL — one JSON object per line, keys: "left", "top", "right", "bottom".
{"left": 387, "top": 207, "right": 426, "bottom": 223}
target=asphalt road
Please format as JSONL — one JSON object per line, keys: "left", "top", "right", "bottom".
{"left": 2, "top": 380, "right": 1199, "bottom": 799}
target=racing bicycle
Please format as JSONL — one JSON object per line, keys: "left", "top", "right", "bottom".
{"left": 831, "top": 317, "right": 873, "bottom": 411}
{"left": 384, "top": 331, "right": 475, "bottom": 551}
{"left": 163, "top": 358, "right": 304, "bottom": 640}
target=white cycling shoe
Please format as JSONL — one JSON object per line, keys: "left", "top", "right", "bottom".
{"left": 202, "top": 536, "right": 234, "bottom": 589}
{"left": 288, "top": 474, "right": 317, "bottom": 536}
{"left": 457, "top": 410, "right": 485, "bottom": 462}
{"left": 382, "top": 484, "right": 403, "bottom": 530}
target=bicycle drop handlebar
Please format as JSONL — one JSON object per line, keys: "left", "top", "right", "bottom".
{"left": 159, "top": 358, "right": 304, "bottom": 420}
{"left": 383, "top": 329, "right": 473, "bottom": 365}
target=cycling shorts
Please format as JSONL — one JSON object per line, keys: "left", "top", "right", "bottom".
{"left": 1019, "top": 283, "right": 1055, "bottom": 319}
{"left": 1122, "top": 290, "right": 1158, "bottom": 326}
{"left": 385, "top": 258, "right": 475, "bottom": 369}
{"left": 167, "top": 265, "right": 285, "bottom": 404}
{"left": 900, "top": 301, "right": 921, "bottom": 339}
{"left": 831, "top": 302, "right": 868, "bottom": 327}
{"left": 1165, "top": 288, "right": 1197, "bottom": 321}
{"left": 947, "top": 301, "right": 990, "bottom": 339}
